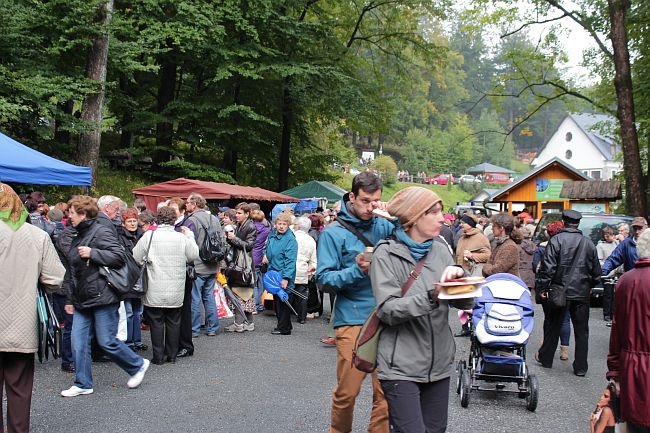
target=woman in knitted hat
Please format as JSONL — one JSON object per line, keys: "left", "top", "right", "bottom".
{"left": 1, "top": 183, "right": 65, "bottom": 432}
{"left": 455, "top": 212, "right": 491, "bottom": 276}
{"left": 369, "top": 186, "right": 474, "bottom": 433}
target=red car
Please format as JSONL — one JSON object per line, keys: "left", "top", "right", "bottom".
{"left": 428, "top": 174, "right": 454, "bottom": 185}
{"left": 484, "top": 173, "right": 513, "bottom": 184}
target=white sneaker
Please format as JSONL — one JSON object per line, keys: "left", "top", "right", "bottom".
{"left": 244, "top": 322, "right": 255, "bottom": 331}
{"left": 225, "top": 323, "right": 245, "bottom": 333}
{"left": 306, "top": 313, "right": 315, "bottom": 319}
{"left": 61, "top": 386, "right": 93, "bottom": 397}
{"left": 127, "top": 359, "right": 150, "bottom": 389}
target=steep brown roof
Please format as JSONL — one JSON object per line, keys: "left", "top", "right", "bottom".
{"left": 560, "top": 180, "right": 622, "bottom": 199}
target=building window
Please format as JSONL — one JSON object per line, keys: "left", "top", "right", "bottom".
{"left": 591, "top": 170, "right": 601, "bottom": 179}
{"left": 565, "top": 132, "right": 573, "bottom": 141}
{"left": 566, "top": 149, "right": 573, "bottom": 159}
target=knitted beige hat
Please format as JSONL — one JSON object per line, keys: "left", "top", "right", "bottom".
{"left": 387, "top": 187, "right": 442, "bottom": 229}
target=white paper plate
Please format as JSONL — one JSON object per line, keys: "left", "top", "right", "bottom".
{"left": 438, "top": 286, "right": 483, "bottom": 300}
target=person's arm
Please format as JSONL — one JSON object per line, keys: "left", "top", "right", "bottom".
{"left": 230, "top": 223, "right": 257, "bottom": 252}
{"left": 281, "top": 237, "right": 298, "bottom": 285}
{"left": 594, "top": 407, "right": 615, "bottom": 433}
{"left": 602, "top": 241, "right": 625, "bottom": 276}
{"left": 315, "top": 229, "right": 365, "bottom": 292}
{"left": 132, "top": 231, "right": 150, "bottom": 263}
{"left": 88, "top": 227, "right": 125, "bottom": 268}
{"left": 183, "top": 228, "right": 200, "bottom": 262}
{"left": 536, "top": 238, "right": 559, "bottom": 292}
{"left": 39, "top": 233, "right": 66, "bottom": 291}
{"left": 482, "top": 243, "right": 518, "bottom": 276}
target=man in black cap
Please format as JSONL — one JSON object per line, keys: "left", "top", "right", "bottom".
{"left": 535, "top": 209, "right": 601, "bottom": 376}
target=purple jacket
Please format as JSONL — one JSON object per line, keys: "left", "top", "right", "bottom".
{"left": 252, "top": 220, "right": 271, "bottom": 267}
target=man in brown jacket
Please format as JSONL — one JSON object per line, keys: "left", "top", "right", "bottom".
{"left": 0, "top": 183, "right": 65, "bottom": 433}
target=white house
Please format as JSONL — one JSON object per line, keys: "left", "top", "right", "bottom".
{"left": 531, "top": 113, "right": 622, "bottom": 180}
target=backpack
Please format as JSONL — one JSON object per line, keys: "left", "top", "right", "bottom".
{"left": 197, "top": 214, "right": 226, "bottom": 263}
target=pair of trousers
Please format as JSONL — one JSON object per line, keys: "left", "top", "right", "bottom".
{"left": 144, "top": 306, "right": 181, "bottom": 363}
{"left": 329, "top": 325, "right": 389, "bottom": 433}
{"left": 0, "top": 352, "right": 34, "bottom": 433}
{"left": 541, "top": 302, "right": 572, "bottom": 346}
{"left": 124, "top": 298, "right": 143, "bottom": 346}
{"left": 538, "top": 300, "right": 589, "bottom": 372}
{"left": 178, "top": 276, "right": 195, "bottom": 352}
{"left": 52, "top": 293, "right": 74, "bottom": 366}
{"left": 291, "top": 284, "right": 309, "bottom": 322}
{"left": 274, "top": 294, "right": 293, "bottom": 333}
{"left": 380, "top": 378, "right": 450, "bottom": 433}
{"left": 253, "top": 266, "right": 265, "bottom": 311}
{"left": 191, "top": 274, "right": 219, "bottom": 334}
{"left": 72, "top": 303, "right": 144, "bottom": 389}
{"left": 602, "top": 281, "right": 615, "bottom": 319}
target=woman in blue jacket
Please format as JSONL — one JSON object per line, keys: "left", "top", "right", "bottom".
{"left": 263, "top": 212, "right": 298, "bottom": 335}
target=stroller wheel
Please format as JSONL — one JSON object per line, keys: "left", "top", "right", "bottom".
{"left": 526, "top": 374, "right": 539, "bottom": 412}
{"left": 460, "top": 369, "right": 471, "bottom": 408}
{"left": 455, "top": 361, "right": 466, "bottom": 394}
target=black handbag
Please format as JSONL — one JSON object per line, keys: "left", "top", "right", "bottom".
{"left": 226, "top": 248, "right": 254, "bottom": 287}
{"left": 99, "top": 250, "right": 142, "bottom": 296}
{"left": 130, "top": 231, "right": 155, "bottom": 296}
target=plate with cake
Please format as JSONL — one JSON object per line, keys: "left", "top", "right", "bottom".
{"left": 436, "top": 276, "right": 484, "bottom": 299}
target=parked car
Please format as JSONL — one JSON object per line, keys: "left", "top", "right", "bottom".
{"left": 459, "top": 174, "right": 482, "bottom": 184}
{"left": 533, "top": 212, "right": 634, "bottom": 302}
{"left": 484, "top": 173, "right": 512, "bottom": 184}
{"left": 428, "top": 174, "right": 454, "bottom": 185}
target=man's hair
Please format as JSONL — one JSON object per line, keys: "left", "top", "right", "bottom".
{"left": 351, "top": 172, "right": 382, "bottom": 195}
{"left": 68, "top": 196, "right": 99, "bottom": 219}
{"left": 133, "top": 198, "right": 147, "bottom": 212}
{"left": 25, "top": 198, "right": 39, "bottom": 213}
{"left": 188, "top": 192, "right": 206, "bottom": 209}
{"left": 564, "top": 221, "right": 579, "bottom": 229}
{"left": 294, "top": 216, "right": 311, "bottom": 232}
{"left": 249, "top": 202, "right": 260, "bottom": 211}
{"left": 602, "top": 226, "right": 614, "bottom": 236}
{"left": 637, "top": 228, "right": 650, "bottom": 259}
{"left": 235, "top": 202, "right": 251, "bottom": 214}
{"left": 157, "top": 206, "right": 177, "bottom": 225}
{"left": 29, "top": 191, "right": 46, "bottom": 203}
{"left": 97, "top": 195, "right": 120, "bottom": 211}
{"left": 168, "top": 197, "right": 186, "bottom": 212}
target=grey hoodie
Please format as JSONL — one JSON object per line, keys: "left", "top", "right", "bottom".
{"left": 370, "top": 238, "right": 474, "bottom": 383}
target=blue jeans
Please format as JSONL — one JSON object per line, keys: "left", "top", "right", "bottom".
{"left": 52, "top": 294, "right": 73, "bottom": 366}
{"left": 191, "top": 274, "right": 219, "bottom": 335}
{"left": 560, "top": 308, "right": 571, "bottom": 346}
{"left": 124, "top": 298, "right": 143, "bottom": 347}
{"left": 253, "top": 267, "right": 265, "bottom": 311}
{"left": 72, "top": 303, "right": 144, "bottom": 389}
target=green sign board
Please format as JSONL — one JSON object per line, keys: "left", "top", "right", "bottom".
{"left": 535, "top": 178, "right": 567, "bottom": 200}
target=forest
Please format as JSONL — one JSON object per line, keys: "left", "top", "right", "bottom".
{"left": 1, "top": 1, "right": 648, "bottom": 213}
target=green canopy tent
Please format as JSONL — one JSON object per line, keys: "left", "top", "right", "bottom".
{"left": 282, "top": 180, "right": 346, "bottom": 204}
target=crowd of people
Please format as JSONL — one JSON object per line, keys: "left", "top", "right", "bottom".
{"left": 2, "top": 174, "right": 649, "bottom": 433}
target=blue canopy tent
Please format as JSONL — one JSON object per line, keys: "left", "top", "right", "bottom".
{"left": 0, "top": 131, "right": 92, "bottom": 186}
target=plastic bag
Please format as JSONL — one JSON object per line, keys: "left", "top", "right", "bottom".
{"left": 215, "top": 282, "right": 233, "bottom": 319}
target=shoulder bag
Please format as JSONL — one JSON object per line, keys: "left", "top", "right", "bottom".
{"left": 98, "top": 230, "right": 154, "bottom": 297}
{"left": 352, "top": 253, "right": 429, "bottom": 373}
{"left": 131, "top": 231, "right": 155, "bottom": 296}
{"left": 226, "top": 247, "right": 254, "bottom": 287}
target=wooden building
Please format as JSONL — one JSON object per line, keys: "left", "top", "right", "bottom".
{"left": 485, "top": 157, "right": 622, "bottom": 218}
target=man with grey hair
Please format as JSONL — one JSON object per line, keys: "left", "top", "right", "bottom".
{"left": 292, "top": 216, "right": 317, "bottom": 324}
{"left": 96, "top": 195, "right": 121, "bottom": 235}
{"left": 186, "top": 192, "right": 223, "bottom": 337}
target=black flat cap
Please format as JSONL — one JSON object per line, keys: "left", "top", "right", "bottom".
{"left": 562, "top": 209, "right": 582, "bottom": 223}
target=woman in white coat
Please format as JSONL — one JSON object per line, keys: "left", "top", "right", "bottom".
{"left": 133, "top": 206, "right": 199, "bottom": 365}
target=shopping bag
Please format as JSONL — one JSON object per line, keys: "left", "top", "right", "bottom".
{"left": 214, "top": 283, "right": 234, "bottom": 319}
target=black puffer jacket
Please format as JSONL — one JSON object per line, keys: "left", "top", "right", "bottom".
{"left": 66, "top": 218, "right": 124, "bottom": 309}
{"left": 536, "top": 228, "right": 601, "bottom": 301}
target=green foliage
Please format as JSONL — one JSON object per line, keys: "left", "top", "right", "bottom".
{"left": 371, "top": 155, "right": 398, "bottom": 186}
{"left": 158, "top": 160, "right": 235, "bottom": 183}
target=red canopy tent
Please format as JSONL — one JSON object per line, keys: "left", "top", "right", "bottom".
{"left": 132, "top": 178, "right": 299, "bottom": 211}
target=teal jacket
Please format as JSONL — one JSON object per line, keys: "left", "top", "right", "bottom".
{"left": 265, "top": 228, "right": 298, "bottom": 290}
{"left": 316, "top": 196, "right": 394, "bottom": 327}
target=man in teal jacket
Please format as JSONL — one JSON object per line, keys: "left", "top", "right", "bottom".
{"left": 316, "top": 172, "right": 393, "bottom": 433}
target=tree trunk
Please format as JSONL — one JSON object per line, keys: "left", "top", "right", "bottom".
{"left": 156, "top": 59, "right": 177, "bottom": 149}
{"left": 607, "top": 0, "right": 646, "bottom": 216}
{"left": 278, "top": 79, "right": 292, "bottom": 191}
{"left": 77, "top": 0, "right": 114, "bottom": 187}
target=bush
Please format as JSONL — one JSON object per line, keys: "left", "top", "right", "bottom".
{"left": 371, "top": 155, "right": 398, "bottom": 186}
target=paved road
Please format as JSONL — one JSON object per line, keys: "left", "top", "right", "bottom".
{"left": 29, "top": 303, "right": 612, "bottom": 432}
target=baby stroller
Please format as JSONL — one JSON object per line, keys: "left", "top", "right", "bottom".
{"left": 456, "top": 273, "right": 538, "bottom": 411}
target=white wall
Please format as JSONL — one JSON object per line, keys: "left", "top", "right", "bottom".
{"left": 532, "top": 117, "right": 621, "bottom": 180}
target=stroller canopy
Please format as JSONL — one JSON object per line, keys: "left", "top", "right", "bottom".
{"left": 472, "top": 273, "right": 534, "bottom": 345}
